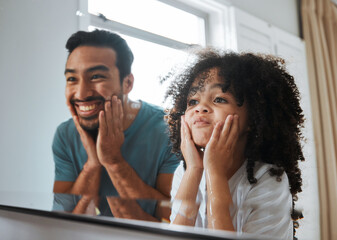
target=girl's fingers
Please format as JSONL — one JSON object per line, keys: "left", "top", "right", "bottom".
{"left": 209, "top": 121, "right": 223, "bottom": 145}
{"left": 226, "top": 114, "right": 240, "bottom": 144}
{"left": 219, "top": 115, "right": 233, "bottom": 144}
{"left": 180, "top": 116, "right": 186, "bottom": 143}
{"left": 183, "top": 116, "right": 192, "bottom": 141}
{"left": 180, "top": 115, "right": 192, "bottom": 146}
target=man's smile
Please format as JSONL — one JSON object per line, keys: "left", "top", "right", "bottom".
{"left": 78, "top": 103, "right": 97, "bottom": 111}
{"left": 73, "top": 100, "right": 104, "bottom": 118}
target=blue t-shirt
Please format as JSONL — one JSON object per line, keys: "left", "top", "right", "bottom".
{"left": 52, "top": 101, "right": 179, "bottom": 215}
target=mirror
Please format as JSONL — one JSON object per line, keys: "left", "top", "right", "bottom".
{"left": 0, "top": 0, "right": 319, "bottom": 239}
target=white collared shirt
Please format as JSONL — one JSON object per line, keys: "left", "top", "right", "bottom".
{"left": 170, "top": 160, "right": 293, "bottom": 239}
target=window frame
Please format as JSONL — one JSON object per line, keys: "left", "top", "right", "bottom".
{"left": 77, "top": 0, "right": 232, "bottom": 50}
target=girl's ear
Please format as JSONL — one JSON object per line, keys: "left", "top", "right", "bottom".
{"left": 122, "top": 74, "right": 134, "bottom": 94}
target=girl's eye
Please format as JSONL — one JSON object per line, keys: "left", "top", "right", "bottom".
{"left": 214, "top": 97, "right": 227, "bottom": 103}
{"left": 187, "top": 99, "right": 198, "bottom": 106}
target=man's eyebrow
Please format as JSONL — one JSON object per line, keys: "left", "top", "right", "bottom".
{"left": 86, "top": 65, "right": 109, "bottom": 72}
{"left": 64, "top": 65, "right": 109, "bottom": 75}
{"left": 64, "top": 69, "right": 75, "bottom": 75}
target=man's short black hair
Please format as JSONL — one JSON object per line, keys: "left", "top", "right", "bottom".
{"left": 66, "top": 29, "right": 134, "bottom": 82}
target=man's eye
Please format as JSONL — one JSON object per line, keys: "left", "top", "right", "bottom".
{"left": 92, "top": 74, "right": 105, "bottom": 80}
{"left": 66, "top": 77, "right": 76, "bottom": 82}
{"left": 187, "top": 99, "right": 198, "bottom": 106}
{"left": 214, "top": 97, "right": 227, "bottom": 103}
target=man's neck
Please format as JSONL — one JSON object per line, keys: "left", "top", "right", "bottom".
{"left": 122, "top": 97, "right": 142, "bottom": 131}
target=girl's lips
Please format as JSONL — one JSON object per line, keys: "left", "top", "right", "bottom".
{"left": 193, "top": 117, "right": 211, "bottom": 127}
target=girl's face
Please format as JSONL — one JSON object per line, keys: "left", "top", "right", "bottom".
{"left": 184, "top": 68, "right": 249, "bottom": 148}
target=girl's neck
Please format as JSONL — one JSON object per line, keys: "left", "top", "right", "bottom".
{"left": 226, "top": 137, "right": 247, "bottom": 179}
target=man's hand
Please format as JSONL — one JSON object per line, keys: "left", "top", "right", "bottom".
{"left": 96, "top": 96, "right": 125, "bottom": 166}
{"left": 107, "top": 197, "right": 158, "bottom": 222}
{"left": 53, "top": 104, "right": 103, "bottom": 196}
{"left": 180, "top": 116, "right": 203, "bottom": 171}
{"left": 72, "top": 195, "right": 100, "bottom": 215}
{"left": 68, "top": 103, "right": 101, "bottom": 170}
{"left": 203, "top": 115, "right": 239, "bottom": 178}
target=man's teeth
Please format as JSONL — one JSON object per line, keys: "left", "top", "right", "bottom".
{"left": 79, "top": 104, "right": 96, "bottom": 111}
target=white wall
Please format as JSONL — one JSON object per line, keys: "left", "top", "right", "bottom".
{"left": 215, "top": 0, "right": 300, "bottom": 37}
{"left": 0, "top": 0, "right": 78, "bottom": 193}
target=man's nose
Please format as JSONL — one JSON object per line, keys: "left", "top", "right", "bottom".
{"left": 75, "top": 80, "right": 93, "bottom": 100}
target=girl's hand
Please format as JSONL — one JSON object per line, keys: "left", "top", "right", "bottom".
{"left": 204, "top": 115, "right": 240, "bottom": 178}
{"left": 180, "top": 116, "right": 203, "bottom": 171}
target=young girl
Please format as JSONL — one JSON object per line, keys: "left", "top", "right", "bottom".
{"left": 165, "top": 50, "right": 304, "bottom": 239}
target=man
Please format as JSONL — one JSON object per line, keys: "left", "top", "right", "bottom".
{"left": 52, "top": 30, "right": 179, "bottom": 219}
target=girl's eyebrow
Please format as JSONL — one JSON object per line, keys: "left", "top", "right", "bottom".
{"left": 188, "top": 86, "right": 200, "bottom": 94}
{"left": 187, "top": 83, "right": 232, "bottom": 97}
{"left": 210, "top": 83, "right": 225, "bottom": 90}
{"left": 211, "top": 83, "right": 235, "bottom": 96}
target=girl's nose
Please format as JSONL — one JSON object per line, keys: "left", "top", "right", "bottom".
{"left": 195, "top": 103, "right": 210, "bottom": 113}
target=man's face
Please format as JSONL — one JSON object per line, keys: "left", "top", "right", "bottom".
{"left": 65, "top": 46, "right": 123, "bottom": 131}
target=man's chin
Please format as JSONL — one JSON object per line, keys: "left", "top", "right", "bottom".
{"left": 78, "top": 118, "right": 99, "bottom": 132}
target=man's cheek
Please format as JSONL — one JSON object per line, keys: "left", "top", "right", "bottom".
{"left": 65, "top": 87, "right": 71, "bottom": 99}
{"left": 97, "top": 82, "right": 120, "bottom": 99}
{"left": 97, "top": 89, "right": 113, "bottom": 100}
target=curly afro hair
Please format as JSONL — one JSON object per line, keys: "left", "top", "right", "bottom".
{"left": 163, "top": 49, "right": 305, "bottom": 229}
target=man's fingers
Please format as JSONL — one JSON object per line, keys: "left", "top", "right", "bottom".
{"left": 98, "top": 110, "right": 108, "bottom": 136}
{"left": 117, "top": 99, "right": 124, "bottom": 131}
{"left": 67, "top": 103, "right": 77, "bottom": 117}
{"left": 72, "top": 115, "right": 84, "bottom": 134}
{"left": 111, "top": 96, "right": 119, "bottom": 130}
{"left": 104, "top": 100, "right": 112, "bottom": 133}
{"left": 67, "top": 103, "right": 82, "bottom": 135}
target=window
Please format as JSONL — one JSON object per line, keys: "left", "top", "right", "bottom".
{"left": 88, "top": 0, "right": 206, "bottom": 46}
{"left": 85, "top": 0, "right": 212, "bottom": 106}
